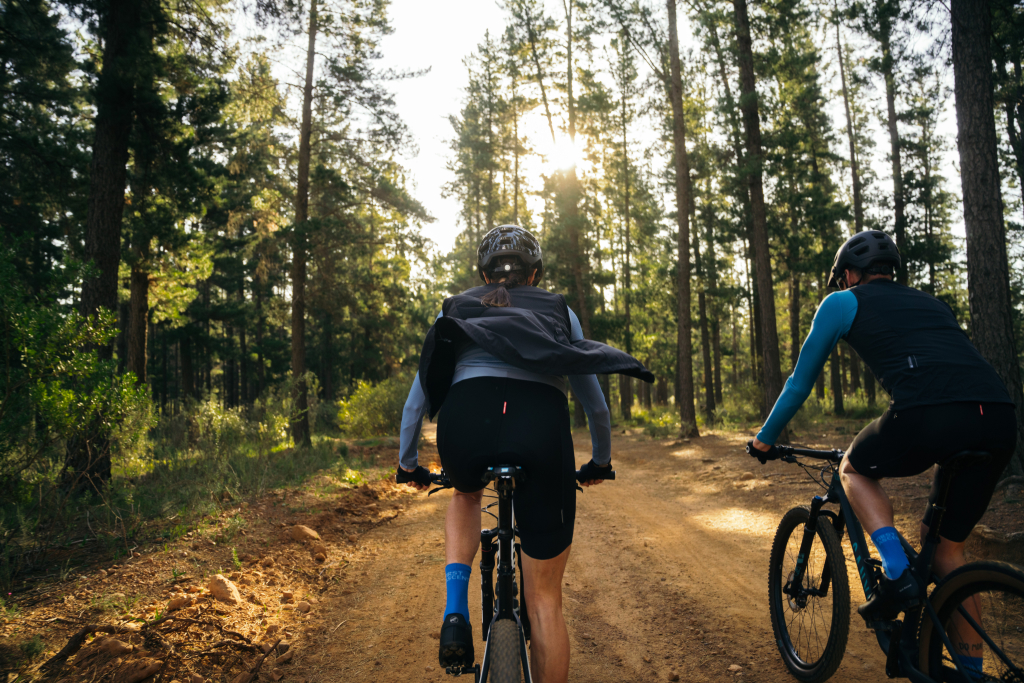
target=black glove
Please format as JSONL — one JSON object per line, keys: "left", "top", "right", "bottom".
{"left": 577, "top": 459, "right": 613, "bottom": 482}
{"left": 396, "top": 465, "right": 432, "bottom": 486}
{"left": 746, "top": 440, "right": 780, "bottom": 465}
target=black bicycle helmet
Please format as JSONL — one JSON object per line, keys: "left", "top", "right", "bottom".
{"left": 827, "top": 230, "right": 901, "bottom": 288}
{"left": 477, "top": 225, "right": 543, "bottom": 281}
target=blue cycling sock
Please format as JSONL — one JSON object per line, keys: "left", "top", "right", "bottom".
{"left": 870, "top": 527, "right": 910, "bottom": 579}
{"left": 960, "top": 655, "right": 983, "bottom": 676}
{"left": 443, "top": 563, "right": 472, "bottom": 622}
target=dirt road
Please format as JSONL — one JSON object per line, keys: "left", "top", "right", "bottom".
{"left": 312, "top": 424, "right": 928, "bottom": 683}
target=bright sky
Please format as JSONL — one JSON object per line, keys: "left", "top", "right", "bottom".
{"left": 377, "top": 0, "right": 510, "bottom": 254}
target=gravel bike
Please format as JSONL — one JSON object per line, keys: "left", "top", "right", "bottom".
{"left": 752, "top": 445, "right": 1024, "bottom": 683}
{"left": 429, "top": 465, "right": 614, "bottom": 683}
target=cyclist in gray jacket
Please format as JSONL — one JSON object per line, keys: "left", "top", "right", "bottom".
{"left": 397, "top": 225, "right": 651, "bottom": 683}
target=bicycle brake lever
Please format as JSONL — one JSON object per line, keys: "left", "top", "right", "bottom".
{"left": 427, "top": 484, "right": 451, "bottom": 496}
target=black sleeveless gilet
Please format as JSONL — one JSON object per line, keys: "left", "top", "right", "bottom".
{"left": 845, "top": 279, "right": 1011, "bottom": 409}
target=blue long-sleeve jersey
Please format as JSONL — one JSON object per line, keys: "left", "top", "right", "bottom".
{"left": 398, "top": 307, "right": 612, "bottom": 469}
{"left": 757, "top": 291, "right": 859, "bottom": 445}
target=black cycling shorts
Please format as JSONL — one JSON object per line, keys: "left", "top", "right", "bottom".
{"left": 436, "top": 376, "right": 576, "bottom": 561}
{"left": 846, "top": 401, "right": 1017, "bottom": 542}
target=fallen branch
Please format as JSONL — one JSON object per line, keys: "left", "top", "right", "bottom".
{"left": 40, "top": 624, "right": 138, "bottom": 671}
{"left": 246, "top": 638, "right": 283, "bottom": 682}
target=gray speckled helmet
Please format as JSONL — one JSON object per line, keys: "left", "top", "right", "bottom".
{"left": 827, "top": 230, "right": 901, "bottom": 288}
{"left": 477, "top": 225, "right": 543, "bottom": 281}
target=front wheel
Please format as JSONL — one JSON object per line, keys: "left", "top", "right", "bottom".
{"left": 768, "top": 506, "right": 850, "bottom": 683}
{"left": 919, "top": 560, "right": 1024, "bottom": 682}
{"left": 487, "top": 619, "right": 522, "bottom": 683}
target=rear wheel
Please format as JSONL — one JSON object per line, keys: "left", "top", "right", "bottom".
{"left": 487, "top": 619, "right": 522, "bottom": 683}
{"left": 919, "top": 561, "right": 1024, "bottom": 682}
{"left": 768, "top": 506, "right": 850, "bottom": 683}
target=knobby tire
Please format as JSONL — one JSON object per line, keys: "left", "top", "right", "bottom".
{"left": 488, "top": 619, "right": 522, "bottom": 683}
{"left": 768, "top": 506, "right": 850, "bottom": 683}
{"left": 919, "top": 560, "right": 1024, "bottom": 682}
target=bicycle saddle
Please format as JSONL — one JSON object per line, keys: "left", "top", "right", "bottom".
{"left": 939, "top": 450, "right": 995, "bottom": 474}
{"left": 481, "top": 465, "right": 527, "bottom": 484}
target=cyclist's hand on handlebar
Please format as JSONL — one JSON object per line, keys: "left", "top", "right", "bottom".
{"left": 396, "top": 465, "right": 432, "bottom": 491}
{"left": 578, "top": 459, "right": 612, "bottom": 487}
{"left": 746, "top": 438, "right": 781, "bottom": 465}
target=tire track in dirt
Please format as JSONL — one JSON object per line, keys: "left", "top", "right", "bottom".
{"left": 312, "top": 424, "right": 905, "bottom": 682}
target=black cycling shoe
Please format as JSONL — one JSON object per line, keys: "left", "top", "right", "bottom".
{"left": 858, "top": 568, "right": 922, "bottom": 621}
{"left": 439, "top": 613, "right": 475, "bottom": 667}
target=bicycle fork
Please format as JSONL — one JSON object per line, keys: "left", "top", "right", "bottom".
{"left": 788, "top": 496, "right": 835, "bottom": 606}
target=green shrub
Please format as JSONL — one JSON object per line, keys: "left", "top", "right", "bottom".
{"left": 338, "top": 371, "right": 415, "bottom": 438}
{"left": 627, "top": 407, "right": 680, "bottom": 438}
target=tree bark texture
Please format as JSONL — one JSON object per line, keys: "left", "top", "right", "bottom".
{"left": 878, "top": 8, "right": 907, "bottom": 282}
{"left": 127, "top": 263, "right": 149, "bottom": 384}
{"left": 80, "top": 0, "right": 144, "bottom": 336}
{"left": 291, "top": 0, "right": 317, "bottom": 449}
{"left": 695, "top": 231, "right": 715, "bottom": 425}
{"left": 733, "top": 0, "right": 784, "bottom": 423}
{"left": 836, "top": 20, "right": 864, "bottom": 234}
{"left": 181, "top": 335, "right": 194, "bottom": 400}
{"left": 951, "top": 0, "right": 1024, "bottom": 475}
{"left": 668, "top": 0, "right": 698, "bottom": 437}
{"left": 830, "top": 347, "right": 845, "bottom": 415}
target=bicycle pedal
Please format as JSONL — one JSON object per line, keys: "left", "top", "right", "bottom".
{"left": 445, "top": 664, "right": 479, "bottom": 678}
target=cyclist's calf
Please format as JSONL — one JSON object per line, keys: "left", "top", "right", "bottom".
{"left": 446, "top": 488, "right": 485, "bottom": 566}
{"left": 838, "top": 457, "right": 894, "bottom": 535}
{"left": 918, "top": 521, "right": 967, "bottom": 580}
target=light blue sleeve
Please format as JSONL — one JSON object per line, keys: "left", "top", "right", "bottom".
{"left": 757, "top": 291, "right": 858, "bottom": 445}
{"left": 398, "top": 311, "right": 442, "bottom": 470}
{"left": 566, "top": 307, "right": 613, "bottom": 464}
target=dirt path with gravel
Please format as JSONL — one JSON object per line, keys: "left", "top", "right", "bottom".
{"left": 312, "top": 422, "right": 988, "bottom": 683}
{"left": 10, "top": 419, "right": 1021, "bottom": 683}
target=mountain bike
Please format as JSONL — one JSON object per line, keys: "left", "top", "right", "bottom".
{"left": 428, "top": 465, "right": 615, "bottom": 683}
{"left": 752, "top": 445, "right": 1024, "bottom": 683}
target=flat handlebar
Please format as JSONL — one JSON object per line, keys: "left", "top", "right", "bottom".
{"left": 775, "top": 445, "right": 844, "bottom": 462}
{"left": 425, "top": 469, "right": 616, "bottom": 488}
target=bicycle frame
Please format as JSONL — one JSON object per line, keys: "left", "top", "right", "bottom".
{"left": 781, "top": 447, "right": 990, "bottom": 683}
{"left": 475, "top": 466, "right": 532, "bottom": 683}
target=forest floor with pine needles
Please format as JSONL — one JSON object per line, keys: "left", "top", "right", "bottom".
{"left": 2, "top": 419, "right": 1022, "bottom": 683}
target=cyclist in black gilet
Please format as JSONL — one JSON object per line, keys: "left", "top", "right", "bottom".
{"left": 396, "top": 225, "right": 653, "bottom": 683}
{"left": 749, "top": 231, "right": 1016, "bottom": 629}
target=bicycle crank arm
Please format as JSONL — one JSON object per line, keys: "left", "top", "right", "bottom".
{"left": 444, "top": 664, "right": 480, "bottom": 679}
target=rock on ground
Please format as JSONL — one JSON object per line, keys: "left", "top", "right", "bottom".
{"left": 289, "top": 525, "right": 321, "bottom": 542}
{"left": 207, "top": 574, "right": 242, "bottom": 605}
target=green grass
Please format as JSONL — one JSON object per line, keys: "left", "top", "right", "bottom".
{"left": 0, "top": 397, "right": 369, "bottom": 591}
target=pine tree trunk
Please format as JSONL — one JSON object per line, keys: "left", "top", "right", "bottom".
{"left": 668, "top": 0, "right": 698, "bottom": 437}
{"left": 181, "top": 335, "right": 194, "bottom": 400}
{"left": 695, "top": 229, "right": 715, "bottom": 425}
{"left": 836, "top": 18, "right": 865, "bottom": 234}
{"left": 621, "top": 68, "right": 632, "bottom": 421}
{"left": 789, "top": 273, "right": 800, "bottom": 373}
{"left": 951, "top": 0, "right": 1024, "bottom": 475}
{"left": 80, "top": 0, "right": 144, "bottom": 339}
{"left": 127, "top": 262, "right": 149, "bottom": 385}
{"left": 879, "top": 10, "right": 907, "bottom": 282}
{"left": 256, "top": 278, "right": 265, "bottom": 398}
{"left": 734, "top": 0, "right": 784, "bottom": 425}
{"left": 66, "top": 0, "right": 147, "bottom": 490}
{"left": 161, "top": 326, "right": 168, "bottom": 413}
{"left": 830, "top": 346, "right": 845, "bottom": 415}
{"left": 704, "top": 193, "right": 724, "bottom": 405}
{"left": 291, "top": 0, "right": 317, "bottom": 448}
